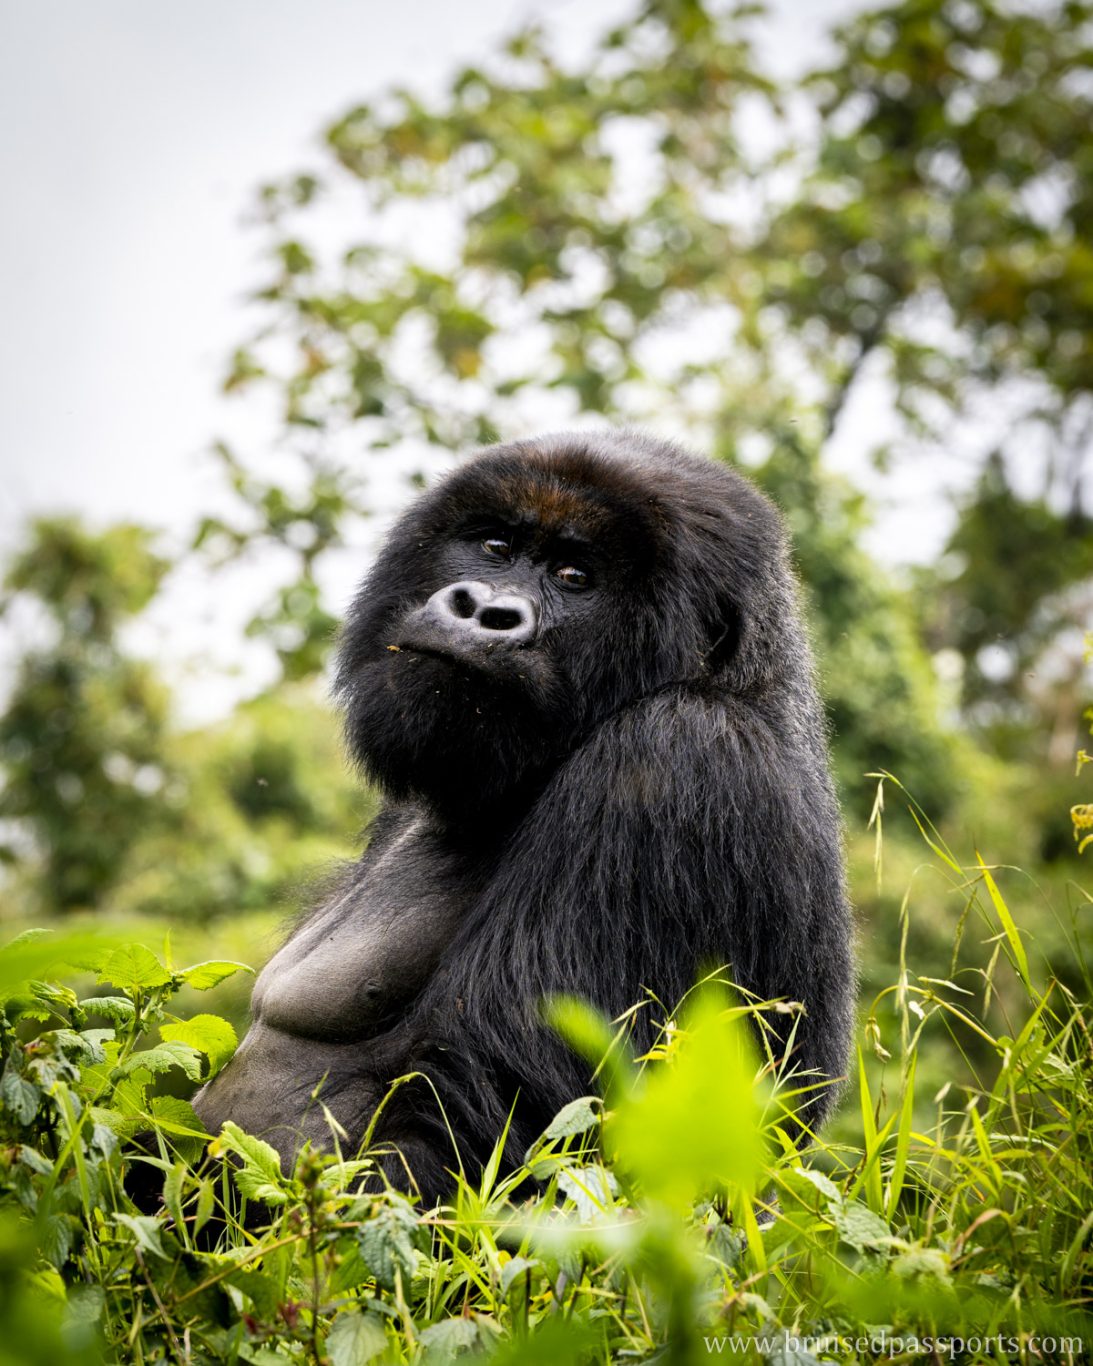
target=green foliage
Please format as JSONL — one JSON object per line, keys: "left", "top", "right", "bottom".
{"left": 193, "top": 444, "right": 357, "bottom": 683}
{"left": 2, "top": 519, "right": 168, "bottom": 637}
{"left": 0, "top": 811, "right": 1089, "bottom": 1364}
{"left": 772, "top": 0, "right": 1093, "bottom": 421}
{"left": 106, "top": 685, "right": 367, "bottom": 923}
{"left": 921, "top": 456, "right": 1093, "bottom": 738}
{"left": 601, "top": 988, "right": 767, "bottom": 1214}
{"left": 753, "top": 441, "right": 963, "bottom": 814}
{"left": 1, "top": 675, "right": 368, "bottom": 926}
{"left": 0, "top": 521, "right": 171, "bottom": 911}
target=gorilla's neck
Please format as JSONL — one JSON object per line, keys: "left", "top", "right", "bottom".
{"left": 344, "top": 653, "right": 578, "bottom": 814}
{"left": 411, "top": 770, "right": 555, "bottom": 843}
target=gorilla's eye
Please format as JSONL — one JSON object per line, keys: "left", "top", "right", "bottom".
{"left": 482, "top": 536, "right": 512, "bottom": 559}
{"left": 554, "top": 564, "right": 591, "bottom": 589}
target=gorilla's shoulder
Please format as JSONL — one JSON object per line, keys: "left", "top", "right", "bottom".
{"left": 559, "top": 688, "right": 787, "bottom": 795}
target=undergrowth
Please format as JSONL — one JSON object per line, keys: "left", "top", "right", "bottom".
{"left": 0, "top": 781, "right": 1089, "bottom": 1365}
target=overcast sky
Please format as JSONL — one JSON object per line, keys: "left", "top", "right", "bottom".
{"left": 0, "top": 0, "right": 891, "bottom": 721}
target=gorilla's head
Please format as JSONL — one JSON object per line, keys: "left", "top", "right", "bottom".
{"left": 335, "top": 431, "right": 797, "bottom": 820}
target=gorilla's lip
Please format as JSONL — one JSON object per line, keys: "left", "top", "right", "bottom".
{"left": 387, "top": 634, "right": 528, "bottom": 670}
{"left": 388, "top": 641, "right": 458, "bottom": 663}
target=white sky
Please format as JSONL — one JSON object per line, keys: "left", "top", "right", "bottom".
{"left": 1, "top": 0, "right": 936, "bottom": 724}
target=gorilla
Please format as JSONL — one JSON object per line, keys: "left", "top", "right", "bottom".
{"left": 194, "top": 430, "right": 854, "bottom": 1203}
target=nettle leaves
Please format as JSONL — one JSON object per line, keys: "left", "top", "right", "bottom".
{"left": 0, "top": 936, "right": 252, "bottom": 1151}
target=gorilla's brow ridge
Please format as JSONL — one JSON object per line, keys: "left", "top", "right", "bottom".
{"left": 444, "top": 464, "right": 661, "bottom": 564}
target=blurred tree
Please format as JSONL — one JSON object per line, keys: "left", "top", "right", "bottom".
{"left": 193, "top": 442, "right": 349, "bottom": 681}
{"left": 763, "top": 0, "right": 1093, "bottom": 755}
{"left": 920, "top": 454, "right": 1093, "bottom": 756}
{"left": 752, "top": 437, "right": 954, "bottom": 807}
{"left": 767, "top": 0, "right": 1093, "bottom": 489}
{"left": 110, "top": 686, "right": 368, "bottom": 924}
{"left": 211, "top": 0, "right": 1038, "bottom": 813}
{"left": 0, "top": 521, "right": 170, "bottom": 912}
{"left": 0, "top": 522, "right": 364, "bottom": 921}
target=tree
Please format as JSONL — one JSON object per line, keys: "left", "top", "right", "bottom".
{"left": 762, "top": 0, "right": 1093, "bottom": 755}
{"left": 766, "top": 0, "right": 1092, "bottom": 502}
{"left": 921, "top": 454, "right": 1093, "bottom": 756}
{"left": 0, "top": 521, "right": 170, "bottom": 912}
{"left": 193, "top": 0, "right": 1090, "bottom": 810}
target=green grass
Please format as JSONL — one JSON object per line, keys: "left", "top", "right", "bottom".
{"left": 0, "top": 796, "right": 1090, "bottom": 1365}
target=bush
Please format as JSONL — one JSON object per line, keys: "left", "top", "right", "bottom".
{"left": 0, "top": 812, "right": 1089, "bottom": 1364}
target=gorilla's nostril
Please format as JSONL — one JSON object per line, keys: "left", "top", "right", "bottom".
{"left": 449, "top": 587, "right": 477, "bottom": 620}
{"left": 416, "top": 581, "right": 535, "bottom": 644}
{"left": 479, "top": 606, "right": 524, "bottom": 631}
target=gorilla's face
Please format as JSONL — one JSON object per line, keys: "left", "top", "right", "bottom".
{"left": 335, "top": 433, "right": 773, "bottom": 820}
{"left": 391, "top": 514, "right": 603, "bottom": 696}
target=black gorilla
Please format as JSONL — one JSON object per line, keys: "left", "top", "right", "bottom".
{"left": 194, "top": 430, "right": 854, "bottom": 1201}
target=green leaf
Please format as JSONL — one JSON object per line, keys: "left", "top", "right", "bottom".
{"left": 765, "top": 1335, "right": 824, "bottom": 1366}
{"left": 52, "top": 1027, "right": 108, "bottom": 1063}
{"left": 1, "top": 1068, "right": 40, "bottom": 1125}
{"left": 113, "top": 1212, "right": 169, "bottom": 1259}
{"left": 210, "top": 1120, "right": 288, "bottom": 1205}
{"left": 328, "top": 1244, "right": 372, "bottom": 1295}
{"left": 116, "top": 1041, "right": 204, "bottom": 1082}
{"left": 95, "top": 1074, "right": 148, "bottom": 1122}
{"left": 64, "top": 1283, "right": 106, "bottom": 1331}
{"left": 557, "top": 1165, "right": 617, "bottom": 1220}
{"left": 223, "top": 1264, "right": 280, "bottom": 1319}
{"left": 833, "top": 1200, "right": 892, "bottom": 1252}
{"left": 977, "top": 855, "right": 1032, "bottom": 991}
{"left": 149, "top": 1095, "right": 208, "bottom": 1140}
{"left": 18, "top": 1144, "right": 54, "bottom": 1176}
{"left": 476, "top": 1316, "right": 602, "bottom": 1365}
{"left": 794, "top": 1165, "right": 842, "bottom": 1207}
{"left": 77, "top": 996, "right": 137, "bottom": 1023}
{"left": 891, "top": 1245, "right": 951, "bottom": 1282}
{"left": 541, "top": 1095, "right": 601, "bottom": 1142}
{"left": 180, "top": 960, "right": 254, "bottom": 990}
{"left": 97, "top": 945, "right": 171, "bottom": 993}
{"left": 543, "top": 996, "right": 633, "bottom": 1099}
{"left": 499, "top": 1256, "right": 539, "bottom": 1297}
{"left": 162, "top": 1161, "right": 186, "bottom": 1230}
{"left": 194, "top": 1178, "right": 216, "bottom": 1236}
{"left": 418, "top": 1317, "right": 479, "bottom": 1360}
{"left": 160, "top": 1014, "right": 237, "bottom": 1074}
{"left": 0, "top": 929, "right": 123, "bottom": 1000}
{"left": 355, "top": 1199, "right": 427, "bottom": 1291}
{"left": 90, "top": 1121, "right": 118, "bottom": 1157}
{"left": 88, "top": 1104, "right": 141, "bottom": 1143}
{"left": 887, "top": 1050, "right": 917, "bottom": 1219}
{"left": 31, "top": 981, "right": 78, "bottom": 1012}
{"left": 606, "top": 987, "right": 766, "bottom": 1210}
{"left": 39, "top": 1213, "right": 78, "bottom": 1269}
{"left": 327, "top": 1310, "right": 388, "bottom": 1365}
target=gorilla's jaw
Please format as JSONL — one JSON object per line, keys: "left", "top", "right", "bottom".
{"left": 341, "top": 645, "right": 574, "bottom": 822}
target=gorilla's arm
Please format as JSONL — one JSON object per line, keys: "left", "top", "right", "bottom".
{"left": 381, "top": 688, "right": 854, "bottom": 1196}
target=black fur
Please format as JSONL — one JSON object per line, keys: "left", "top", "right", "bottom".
{"left": 194, "top": 430, "right": 854, "bottom": 1202}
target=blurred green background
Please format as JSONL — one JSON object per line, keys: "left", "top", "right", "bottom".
{"left": 1, "top": 0, "right": 1090, "bottom": 1139}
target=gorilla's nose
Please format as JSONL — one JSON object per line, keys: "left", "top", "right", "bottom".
{"left": 421, "top": 580, "right": 538, "bottom": 646}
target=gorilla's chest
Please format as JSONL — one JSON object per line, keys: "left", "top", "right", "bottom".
{"left": 251, "top": 819, "right": 469, "bottom": 1043}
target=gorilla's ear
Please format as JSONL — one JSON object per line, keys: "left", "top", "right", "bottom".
{"left": 705, "top": 577, "right": 796, "bottom": 696}
{"left": 703, "top": 597, "right": 741, "bottom": 679}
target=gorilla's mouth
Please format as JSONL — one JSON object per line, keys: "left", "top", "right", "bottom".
{"left": 377, "top": 627, "right": 569, "bottom": 723}
{"left": 388, "top": 638, "right": 519, "bottom": 668}
{"left": 390, "top": 625, "right": 533, "bottom": 672}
